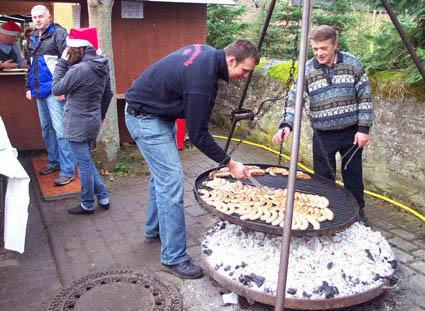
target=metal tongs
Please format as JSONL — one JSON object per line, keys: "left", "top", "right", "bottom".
{"left": 341, "top": 144, "right": 360, "bottom": 170}
{"left": 247, "top": 175, "right": 273, "bottom": 195}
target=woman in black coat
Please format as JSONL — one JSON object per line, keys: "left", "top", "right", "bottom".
{"left": 52, "top": 27, "right": 113, "bottom": 215}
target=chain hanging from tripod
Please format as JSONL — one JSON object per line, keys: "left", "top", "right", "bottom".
{"left": 224, "top": 19, "right": 301, "bottom": 164}
{"left": 278, "top": 24, "right": 299, "bottom": 166}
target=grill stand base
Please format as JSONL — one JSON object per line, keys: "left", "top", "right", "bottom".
{"left": 202, "top": 252, "right": 389, "bottom": 310}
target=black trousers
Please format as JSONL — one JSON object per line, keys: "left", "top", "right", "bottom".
{"left": 312, "top": 126, "right": 365, "bottom": 209}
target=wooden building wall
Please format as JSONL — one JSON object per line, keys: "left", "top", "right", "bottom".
{"left": 0, "top": 0, "right": 207, "bottom": 150}
{"left": 112, "top": 1, "right": 207, "bottom": 95}
{"left": 0, "top": 1, "right": 53, "bottom": 16}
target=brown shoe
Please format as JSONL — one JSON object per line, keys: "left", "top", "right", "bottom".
{"left": 39, "top": 166, "right": 60, "bottom": 175}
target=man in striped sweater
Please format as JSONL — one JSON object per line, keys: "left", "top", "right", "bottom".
{"left": 272, "top": 25, "right": 373, "bottom": 216}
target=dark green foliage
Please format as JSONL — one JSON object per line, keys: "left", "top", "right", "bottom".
{"left": 206, "top": 4, "right": 248, "bottom": 49}
{"left": 206, "top": 0, "right": 425, "bottom": 84}
{"left": 369, "top": 0, "right": 425, "bottom": 48}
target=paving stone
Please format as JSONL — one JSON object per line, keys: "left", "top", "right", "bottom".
{"left": 92, "top": 216, "right": 116, "bottom": 230}
{"left": 109, "top": 240, "right": 133, "bottom": 256}
{"left": 402, "top": 304, "right": 425, "bottom": 311}
{"left": 412, "top": 249, "right": 425, "bottom": 260}
{"left": 392, "top": 248, "right": 414, "bottom": 264}
{"left": 388, "top": 236, "right": 418, "bottom": 252}
{"left": 392, "top": 229, "right": 418, "bottom": 241}
{"left": 62, "top": 235, "right": 83, "bottom": 251}
{"left": 410, "top": 261, "right": 425, "bottom": 275}
{"left": 197, "top": 213, "right": 220, "bottom": 229}
{"left": 186, "top": 205, "right": 208, "bottom": 217}
{"left": 406, "top": 271, "right": 425, "bottom": 292}
{"left": 411, "top": 295, "right": 425, "bottom": 309}
{"left": 116, "top": 218, "right": 138, "bottom": 234}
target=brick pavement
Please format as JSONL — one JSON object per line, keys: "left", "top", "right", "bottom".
{"left": 1, "top": 139, "right": 425, "bottom": 310}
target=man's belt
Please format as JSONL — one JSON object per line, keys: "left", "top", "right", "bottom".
{"left": 126, "top": 105, "right": 146, "bottom": 116}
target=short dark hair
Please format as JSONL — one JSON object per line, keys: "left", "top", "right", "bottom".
{"left": 224, "top": 39, "right": 260, "bottom": 65}
{"left": 309, "top": 25, "right": 337, "bottom": 43}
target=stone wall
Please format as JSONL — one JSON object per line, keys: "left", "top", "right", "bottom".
{"left": 211, "top": 71, "right": 425, "bottom": 215}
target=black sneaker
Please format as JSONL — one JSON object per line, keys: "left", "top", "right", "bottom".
{"left": 39, "top": 166, "right": 60, "bottom": 175}
{"left": 68, "top": 205, "right": 94, "bottom": 215}
{"left": 162, "top": 260, "right": 203, "bottom": 279}
{"left": 144, "top": 236, "right": 160, "bottom": 243}
{"left": 98, "top": 202, "right": 110, "bottom": 210}
{"left": 54, "top": 176, "right": 75, "bottom": 186}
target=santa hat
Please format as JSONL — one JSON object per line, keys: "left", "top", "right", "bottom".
{"left": 66, "top": 27, "right": 98, "bottom": 50}
{"left": 0, "top": 22, "right": 23, "bottom": 36}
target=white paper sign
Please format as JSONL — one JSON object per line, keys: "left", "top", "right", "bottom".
{"left": 121, "top": 1, "right": 144, "bottom": 19}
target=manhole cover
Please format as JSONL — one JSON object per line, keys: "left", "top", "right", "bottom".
{"left": 47, "top": 270, "right": 183, "bottom": 311}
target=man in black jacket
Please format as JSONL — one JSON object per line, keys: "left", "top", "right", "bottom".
{"left": 25, "top": 5, "right": 75, "bottom": 186}
{"left": 125, "top": 39, "right": 259, "bottom": 279}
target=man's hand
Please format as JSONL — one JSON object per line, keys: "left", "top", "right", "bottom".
{"left": 26, "top": 90, "right": 32, "bottom": 100}
{"left": 0, "top": 59, "right": 18, "bottom": 70}
{"left": 354, "top": 132, "right": 369, "bottom": 148}
{"left": 226, "top": 159, "right": 248, "bottom": 179}
{"left": 56, "top": 95, "right": 65, "bottom": 101}
{"left": 272, "top": 127, "right": 291, "bottom": 144}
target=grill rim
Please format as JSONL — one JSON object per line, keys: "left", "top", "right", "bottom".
{"left": 201, "top": 250, "right": 390, "bottom": 309}
{"left": 193, "top": 164, "right": 360, "bottom": 237}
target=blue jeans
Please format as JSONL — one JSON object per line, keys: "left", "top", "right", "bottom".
{"left": 125, "top": 105, "right": 188, "bottom": 265}
{"left": 68, "top": 140, "right": 108, "bottom": 210}
{"left": 36, "top": 94, "right": 74, "bottom": 177}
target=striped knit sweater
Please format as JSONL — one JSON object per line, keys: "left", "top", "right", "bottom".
{"left": 279, "top": 50, "right": 373, "bottom": 134}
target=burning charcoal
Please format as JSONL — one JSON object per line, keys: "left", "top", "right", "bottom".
{"left": 287, "top": 288, "right": 297, "bottom": 295}
{"left": 215, "top": 264, "right": 221, "bottom": 271}
{"left": 224, "top": 265, "right": 231, "bottom": 271}
{"left": 241, "top": 261, "right": 247, "bottom": 268}
{"left": 318, "top": 281, "right": 329, "bottom": 292}
{"left": 362, "top": 281, "right": 369, "bottom": 285}
{"left": 245, "top": 273, "right": 265, "bottom": 288}
{"left": 229, "top": 272, "right": 234, "bottom": 276}
{"left": 302, "top": 291, "right": 312, "bottom": 298}
{"left": 325, "top": 286, "right": 339, "bottom": 299}
{"left": 353, "top": 278, "right": 360, "bottom": 285}
{"left": 220, "top": 222, "right": 226, "bottom": 230}
{"left": 373, "top": 274, "right": 382, "bottom": 281}
{"left": 327, "top": 262, "right": 333, "bottom": 270}
{"left": 341, "top": 273, "right": 346, "bottom": 280}
{"left": 238, "top": 275, "right": 252, "bottom": 287}
{"left": 235, "top": 265, "right": 240, "bottom": 270}
{"left": 388, "top": 259, "right": 398, "bottom": 269}
{"left": 365, "top": 249, "right": 375, "bottom": 262}
{"left": 203, "top": 249, "right": 212, "bottom": 256}
{"left": 318, "top": 281, "right": 339, "bottom": 299}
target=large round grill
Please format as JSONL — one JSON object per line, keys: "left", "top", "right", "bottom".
{"left": 194, "top": 164, "right": 359, "bottom": 236}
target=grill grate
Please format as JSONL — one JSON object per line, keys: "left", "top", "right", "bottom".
{"left": 194, "top": 164, "right": 359, "bottom": 236}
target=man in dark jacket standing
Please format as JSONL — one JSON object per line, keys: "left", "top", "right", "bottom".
{"left": 25, "top": 5, "right": 75, "bottom": 186}
{"left": 125, "top": 39, "right": 260, "bottom": 279}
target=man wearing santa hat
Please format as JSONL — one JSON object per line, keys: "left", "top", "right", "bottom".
{"left": 25, "top": 5, "right": 75, "bottom": 186}
{"left": 0, "top": 21, "right": 26, "bottom": 69}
